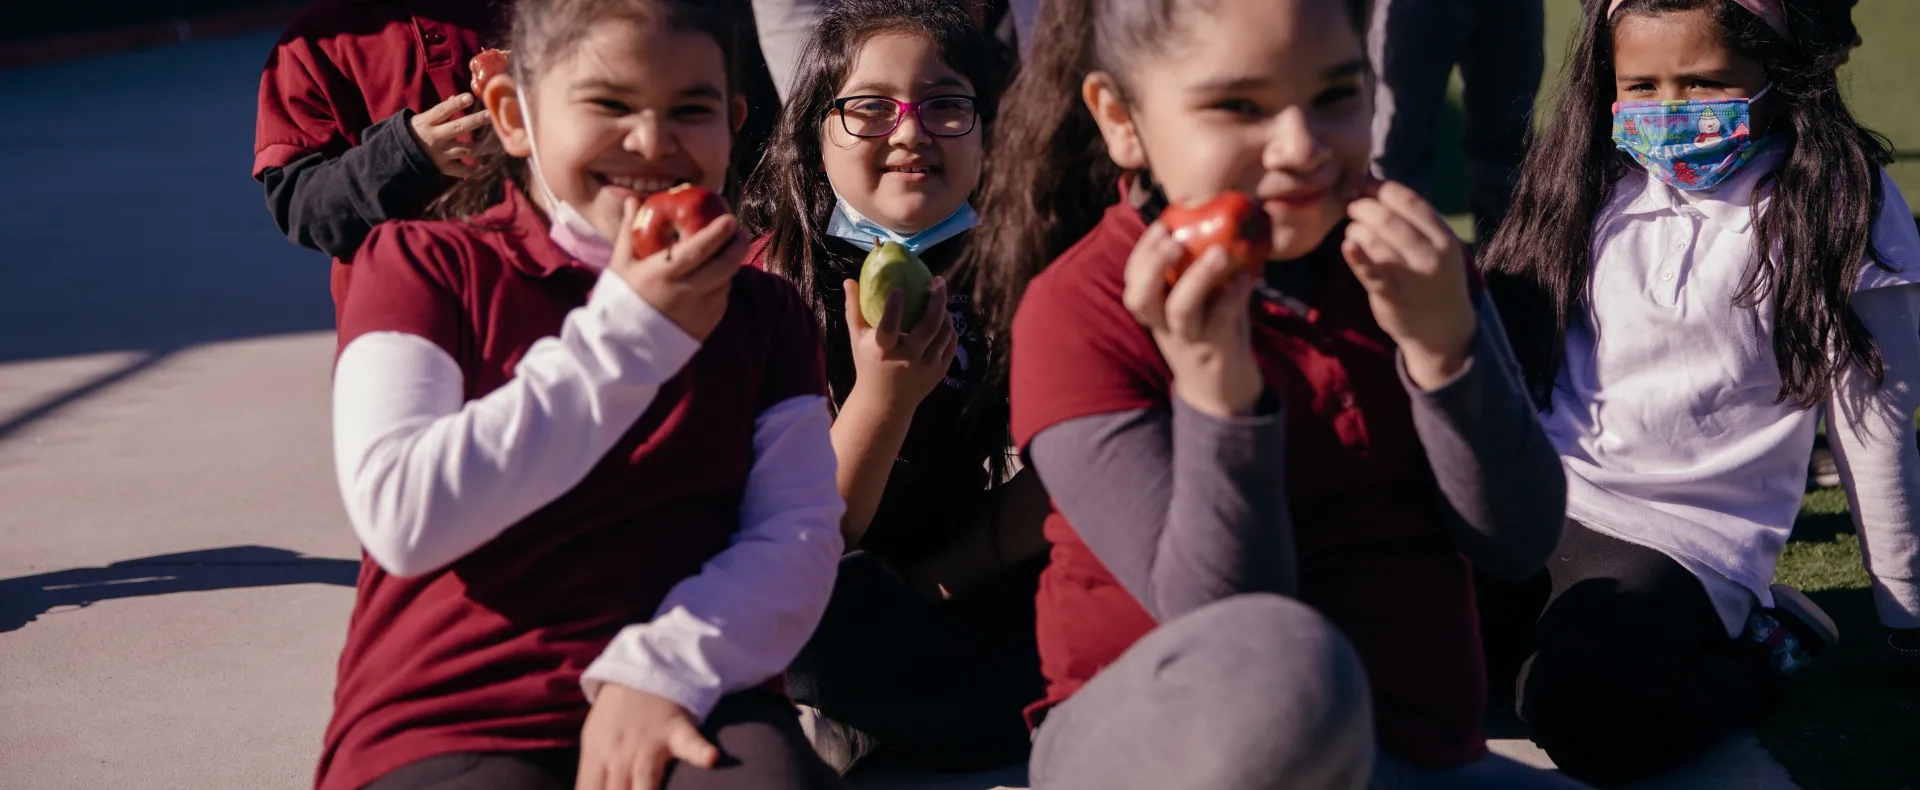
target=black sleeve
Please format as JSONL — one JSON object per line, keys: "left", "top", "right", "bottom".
{"left": 1028, "top": 392, "right": 1297, "bottom": 623}
{"left": 259, "top": 109, "right": 449, "bottom": 259}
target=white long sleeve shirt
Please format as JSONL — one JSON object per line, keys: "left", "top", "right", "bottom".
{"left": 1543, "top": 152, "right": 1920, "bottom": 635}
{"left": 332, "top": 269, "right": 844, "bottom": 719}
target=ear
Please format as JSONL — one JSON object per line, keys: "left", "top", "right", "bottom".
{"left": 731, "top": 95, "right": 750, "bottom": 134}
{"left": 1083, "top": 71, "right": 1146, "bottom": 170}
{"left": 486, "top": 75, "right": 532, "bottom": 158}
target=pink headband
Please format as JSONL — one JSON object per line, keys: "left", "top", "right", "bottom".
{"left": 1607, "top": 0, "right": 1793, "bottom": 41}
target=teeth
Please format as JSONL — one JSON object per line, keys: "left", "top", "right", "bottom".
{"left": 888, "top": 166, "right": 930, "bottom": 174}
{"left": 602, "top": 175, "right": 678, "bottom": 192}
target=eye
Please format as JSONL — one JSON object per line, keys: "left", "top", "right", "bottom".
{"left": 846, "top": 98, "right": 896, "bottom": 116}
{"left": 1208, "top": 97, "right": 1264, "bottom": 117}
{"left": 1313, "top": 84, "right": 1363, "bottom": 109}
{"left": 674, "top": 103, "right": 720, "bottom": 122}
{"left": 1691, "top": 79, "right": 1727, "bottom": 90}
{"left": 590, "top": 97, "right": 632, "bottom": 114}
{"left": 1624, "top": 81, "right": 1656, "bottom": 93}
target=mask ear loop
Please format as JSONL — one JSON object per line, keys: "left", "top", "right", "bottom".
{"left": 511, "top": 67, "right": 562, "bottom": 213}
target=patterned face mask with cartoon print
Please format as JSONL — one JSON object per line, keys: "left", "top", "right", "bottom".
{"left": 1611, "top": 86, "right": 1770, "bottom": 191}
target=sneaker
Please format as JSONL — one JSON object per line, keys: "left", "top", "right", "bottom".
{"left": 1808, "top": 435, "right": 1841, "bottom": 489}
{"left": 794, "top": 704, "right": 879, "bottom": 775}
{"left": 1747, "top": 584, "right": 1840, "bottom": 675}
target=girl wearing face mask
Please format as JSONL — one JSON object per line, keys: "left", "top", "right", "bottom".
{"left": 739, "top": 0, "right": 1046, "bottom": 776}
{"left": 1480, "top": 0, "right": 1920, "bottom": 783}
{"left": 321, "top": 2, "right": 850, "bottom": 789}
{"left": 972, "top": 0, "right": 1576, "bottom": 787}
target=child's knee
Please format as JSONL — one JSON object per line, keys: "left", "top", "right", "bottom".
{"left": 1154, "top": 595, "right": 1376, "bottom": 782}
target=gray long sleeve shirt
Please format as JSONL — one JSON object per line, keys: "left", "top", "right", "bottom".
{"left": 1030, "top": 291, "right": 1564, "bottom": 624}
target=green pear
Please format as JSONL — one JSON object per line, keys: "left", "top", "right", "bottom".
{"left": 857, "top": 239, "right": 934, "bottom": 329}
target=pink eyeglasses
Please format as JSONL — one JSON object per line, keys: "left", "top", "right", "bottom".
{"left": 828, "top": 95, "right": 979, "bottom": 138}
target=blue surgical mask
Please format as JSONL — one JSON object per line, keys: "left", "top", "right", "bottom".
{"left": 826, "top": 195, "right": 978, "bottom": 254}
{"left": 1610, "top": 86, "right": 1772, "bottom": 192}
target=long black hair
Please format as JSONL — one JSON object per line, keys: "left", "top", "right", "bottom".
{"left": 738, "top": 0, "right": 1012, "bottom": 479}
{"left": 1481, "top": 0, "right": 1896, "bottom": 408}
{"left": 967, "top": 0, "right": 1369, "bottom": 341}
{"left": 427, "top": 0, "right": 744, "bottom": 221}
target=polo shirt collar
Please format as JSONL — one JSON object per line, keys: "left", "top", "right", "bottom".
{"left": 1614, "top": 144, "right": 1785, "bottom": 234}
{"left": 482, "top": 184, "right": 595, "bottom": 278}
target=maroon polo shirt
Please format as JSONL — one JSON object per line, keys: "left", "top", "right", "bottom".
{"left": 318, "top": 186, "right": 826, "bottom": 790}
{"left": 1009, "top": 196, "right": 1487, "bottom": 768}
{"left": 255, "top": 0, "right": 504, "bottom": 315}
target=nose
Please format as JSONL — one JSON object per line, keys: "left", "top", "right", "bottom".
{"left": 626, "top": 111, "right": 677, "bottom": 160}
{"left": 888, "top": 108, "right": 931, "bottom": 148}
{"left": 1263, "top": 106, "right": 1330, "bottom": 173}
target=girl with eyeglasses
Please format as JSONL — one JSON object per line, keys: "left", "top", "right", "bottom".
{"left": 738, "top": 0, "right": 1046, "bottom": 777}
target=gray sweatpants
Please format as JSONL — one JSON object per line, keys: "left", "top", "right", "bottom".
{"left": 1367, "top": 0, "right": 1545, "bottom": 242}
{"left": 1028, "top": 594, "right": 1591, "bottom": 790}
{"left": 1029, "top": 594, "right": 1375, "bottom": 790}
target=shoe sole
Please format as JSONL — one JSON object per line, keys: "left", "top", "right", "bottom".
{"left": 1770, "top": 584, "right": 1841, "bottom": 649}
{"left": 1811, "top": 472, "right": 1841, "bottom": 488}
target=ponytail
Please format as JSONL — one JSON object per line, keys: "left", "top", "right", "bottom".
{"left": 967, "top": 0, "right": 1123, "bottom": 340}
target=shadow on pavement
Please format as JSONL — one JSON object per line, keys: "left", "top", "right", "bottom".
{"left": 0, "top": 545, "right": 357, "bottom": 633}
{"left": 0, "top": 346, "right": 177, "bottom": 442}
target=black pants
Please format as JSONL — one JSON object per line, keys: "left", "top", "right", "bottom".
{"left": 785, "top": 551, "right": 1044, "bottom": 772}
{"left": 1477, "top": 521, "right": 1779, "bottom": 785}
{"left": 362, "top": 690, "right": 846, "bottom": 790}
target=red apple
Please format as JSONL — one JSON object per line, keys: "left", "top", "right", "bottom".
{"left": 631, "top": 184, "right": 731, "bottom": 259}
{"left": 469, "top": 48, "right": 510, "bottom": 95}
{"left": 1158, "top": 191, "right": 1272, "bottom": 286}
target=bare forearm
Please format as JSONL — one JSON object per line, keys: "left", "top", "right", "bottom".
{"left": 828, "top": 387, "right": 916, "bottom": 545}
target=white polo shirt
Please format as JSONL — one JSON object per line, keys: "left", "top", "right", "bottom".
{"left": 1543, "top": 148, "right": 1920, "bottom": 636}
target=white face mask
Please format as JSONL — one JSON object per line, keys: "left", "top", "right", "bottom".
{"left": 517, "top": 83, "right": 613, "bottom": 270}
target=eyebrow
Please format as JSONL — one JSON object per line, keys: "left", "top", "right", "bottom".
{"left": 840, "top": 76, "right": 970, "bottom": 96}
{"left": 571, "top": 78, "right": 725, "bottom": 100}
{"left": 1615, "top": 69, "right": 1739, "bottom": 82}
{"left": 1189, "top": 58, "right": 1370, "bottom": 93}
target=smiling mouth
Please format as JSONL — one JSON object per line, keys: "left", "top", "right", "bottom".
{"left": 883, "top": 165, "right": 938, "bottom": 175}
{"left": 594, "top": 173, "right": 685, "bottom": 194}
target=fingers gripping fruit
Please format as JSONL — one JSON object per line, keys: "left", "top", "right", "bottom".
{"left": 1159, "top": 191, "right": 1272, "bottom": 285}
{"left": 631, "top": 184, "right": 731, "bottom": 259}
{"left": 858, "top": 241, "right": 934, "bottom": 328}
{"left": 469, "top": 49, "right": 510, "bottom": 94}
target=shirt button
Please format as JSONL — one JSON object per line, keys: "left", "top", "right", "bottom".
{"left": 1339, "top": 393, "right": 1356, "bottom": 410}
{"left": 1661, "top": 270, "right": 1675, "bottom": 281}
{"left": 1672, "top": 238, "right": 1686, "bottom": 249}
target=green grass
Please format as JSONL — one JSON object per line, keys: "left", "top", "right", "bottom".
{"left": 1758, "top": 488, "right": 1920, "bottom": 790}
{"left": 1438, "top": 0, "right": 1920, "bottom": 242}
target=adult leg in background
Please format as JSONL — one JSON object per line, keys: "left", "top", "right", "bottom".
{"left": 1028, "top": 594, "right": 1376, "bottom": 790}
{"left": 1368, "top": 0, "right": 1471, "bottom": 201}
{"left": 749, "top": 0, "right": 821, "bottom": 103}
{"left": 785, "top": 551, "right": 1043, "bottom": 772}
{"left": 1516, "top": 522, "right": 1778, "bottom": 785}
{"left": 1458, "top": 0, "right": 1544, "bottom": 242}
